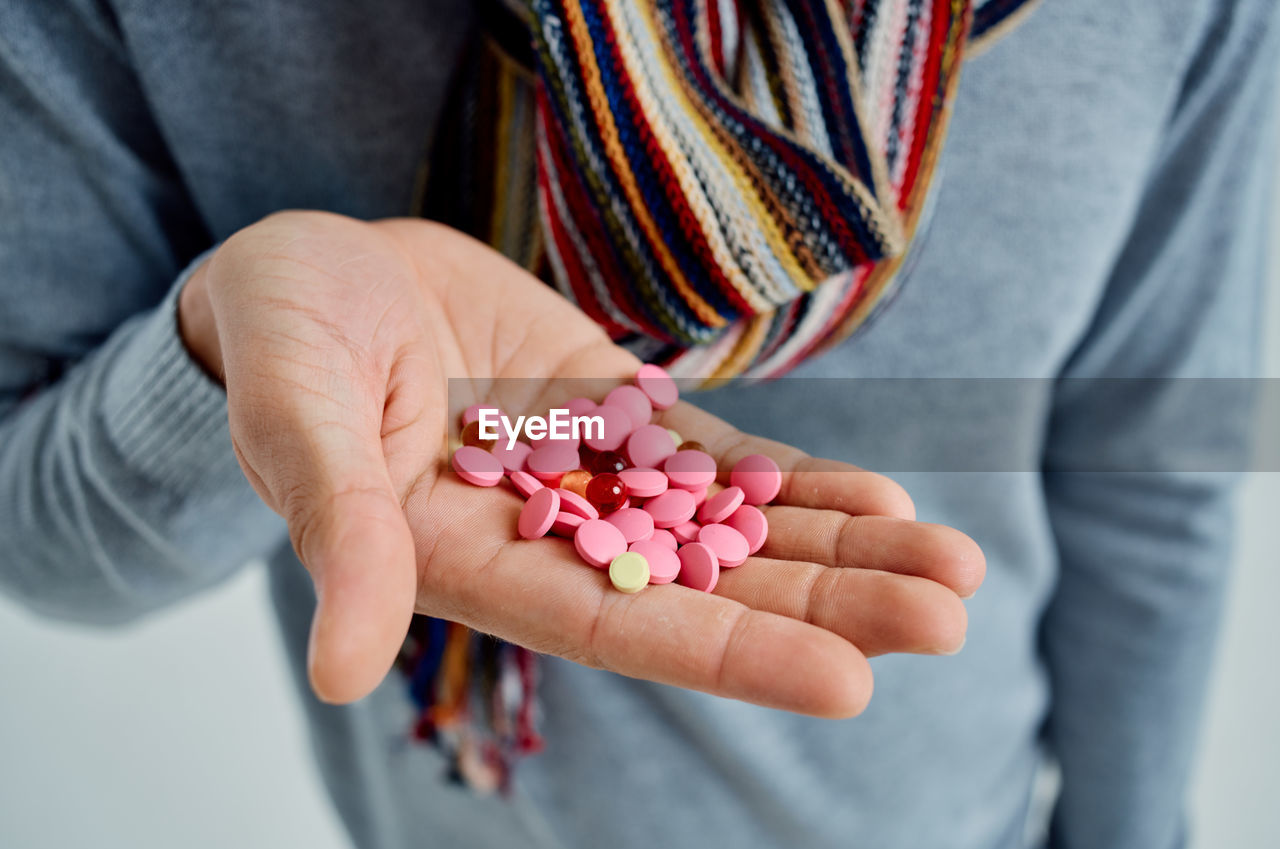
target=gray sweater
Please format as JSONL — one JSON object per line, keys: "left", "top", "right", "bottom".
{"left": 2, "top": 1, "right": 1277, "bottom": 847}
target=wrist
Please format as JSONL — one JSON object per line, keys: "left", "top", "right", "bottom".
{"left": 177, "top": 254, "right": 224, "bottom": 383}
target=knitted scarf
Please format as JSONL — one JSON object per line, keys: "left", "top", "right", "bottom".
{"left": 406, "top": 0, "right": 1037, "bottom": 792}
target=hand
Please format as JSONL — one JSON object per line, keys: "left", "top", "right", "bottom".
{"left": 180, "top": 211, "right": 984, "bottom": 714}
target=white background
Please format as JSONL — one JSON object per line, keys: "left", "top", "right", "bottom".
{"left": 1, "top": 109, "right": 1278, "bottom": 849}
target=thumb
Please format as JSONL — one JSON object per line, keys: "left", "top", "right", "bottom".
{"left": 224, "top": 361, "right": 418, "bottom": 705}
{"left": 289, "top": 456, "right": 418, "bottom": 704}
{"left": 205, "top": 212, "right": 422, "bottom": 704}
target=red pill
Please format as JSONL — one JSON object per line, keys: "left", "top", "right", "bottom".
{"left": 590, "top": 450, "right": 629, "bottom": 476}
{"left": 586, "top": 473, "right": 628, "bottom": 514}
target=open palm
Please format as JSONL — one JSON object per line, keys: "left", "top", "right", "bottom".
{"left": 195, "top": 212, "right": 983, "bottom": 713}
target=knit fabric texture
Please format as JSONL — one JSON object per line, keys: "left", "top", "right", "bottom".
{"left": 421, "top": 0, "right": 1035, "bottom": 381}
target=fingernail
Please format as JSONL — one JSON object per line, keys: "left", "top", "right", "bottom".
{"left": 943, "top": 638, "right": 966, "bottom": 656}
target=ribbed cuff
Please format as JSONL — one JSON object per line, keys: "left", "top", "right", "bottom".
{"left": 101, "top": 248, "right": 247, "bottom": 493}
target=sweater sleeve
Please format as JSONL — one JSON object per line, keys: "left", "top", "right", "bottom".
{"left": 0, "top": 1, "right": 284, "bottom": 624}
{"left": 1039, "top": 2, "right": 1280, "bottom": 847}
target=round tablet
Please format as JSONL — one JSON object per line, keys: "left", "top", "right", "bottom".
{"left": 526, "top": 442, "right": 581, "bottom": 481}
{"left": 604, "top": 385, "right": 653, "bottom": 431}
{"left": 605, "top": 507, "right": 655, "bottom": 543}
{"left": 644, "top": 488, "right": 697, "bottom": 528}
{"left": 608, "top": 552, "right": 650, "bottom": 593}
{"left": 699, "top": 486, "right": 745, "bottom": 524}
{"left": 555, "top": 488, "right": 600, "bottom": 520}
{"left": 491, "top": 440, "right": 532, "bottom": 474}
{"left": 698, "top": 523, "right": 749, "bottom": 568}
{"left": 617, "top": 467, "right": 668, "bottom": 498}
{"left": 518, "top": 488, "right": 560, "bottom": 539}
{"left": 583, "top": 405, "right": 633, "bottom": 452}
{"left": 664, "top": 450, "right": 717, "bottom": 491}
{"left": 550, "top": 511, "right": 586, "bottom": 537}
{"left": 565, "top": 397, "right": 597, "bottom": 417}
{"left": 635, "top": 364, "right": 679, "bottom": 410}
{"left": 629, "top": 539, "right": 680, "bottom": 584}
{"left": 509, "top": 470, "right": 543, "bottom": 498}
{"left": 574, "top": 519, "right": 628, "bottom": 569}
{"left": 723, "top": 504, "right": 768, "bottom": 554}
{"left": 649, "top": 528, "right": 678, "bottom": 550}
{"left": 690, "top": 486, "right": 708, "bottom": 508}
{"left": 730, "top": 454, "right": 782, "bottom": 505}
{"left": 671, "top": 520, "right": 702, "bottom": 545}
{"left": 451, "top": 446, "right": 504, "bottom": 486}
{"left": 676, "top": 543, "right": 719, "bottom": 592}
{"left": 626, "top": 424, "right": 678, "bottom": 470}
{"left": 461, "top": 404, "right": 502, "bottom": 427}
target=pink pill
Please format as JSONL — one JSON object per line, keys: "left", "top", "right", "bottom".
{"left": 555, "top": 488, "right": 600, "bottom": 520}
{"left": 604, "top": 384, "right": 653, "bottom": 431}
{"left": 699, "top": 486, "right": 745, "bottom": 524}
{"left": 664, "top": 449, "right": 717, "bottom": 491}
{"left": 723, "top": 504, "right": 768, "bottom": 554}
{"left": 644, "top": 488, "right": 697, "bottom": 528}
{"left": 518, "top": 488, "right": 560, "bottom": 539}
{"left": 574, "top": 519, "right": 628, "bottom": 569}
{"left": 491, "top": 440, "right": 532, "bottom": 474}
{"left": 605, "top": 507, "right": 655, "bottom": 543}
{"left": 671, "top": 520, "right": 702, "bottom": 545}
{"left": 527, "top": 442, "right": 581, "bottom": 481}
{"left": 451, "top": 446, "right": 504, "bottom": 487}
{"left": 677, "top": 542, "right": 719, "bottom": 592}
{"left": 509, "top": 470, "right": 543, "bottom": 499}
{"left": 690, "top": 486, "right": 708, "bottom": 508}
{"left": 617, "top": 467, "right": 668, "bottom": 498}
{"left": 550, "top": 511, "right": 586, "bottom": 537}
{"left": 461, "top": 404, "right": 502, "bottom": 427}
{"left": 649, "top": 528, "right": 678, "bottom": 550}
{"left": 565, "top": 397, "right": 597, "bottom": 417}
{"left": 626, "top": 424, "right": 678, "bottom": 470}
{"left": 635, "top": 364, "right": 678, "bottom": 410}
{"left": 629, "top": 539, "right": 680, "bottom": 584}
{"left": 730, "top": 454, "right": 782, "bottom": 505}
{"left": 583, "top": 405, "right": 633, "bottom": 452}
{"left": 698, "top": 523, "right": 749, "bottom": 568}
{"left": 529, "top": 431, "right": 581, "bottom": 452}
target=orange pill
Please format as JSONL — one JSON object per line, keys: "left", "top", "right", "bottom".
{"left": 677, "top": 440, "right": 707, "bottom": 454}
{"left": 461, "top": 420, "right": 497, "bottom": 451}
{"left": 560, "top": 469, "right": 593, "bottom": 498}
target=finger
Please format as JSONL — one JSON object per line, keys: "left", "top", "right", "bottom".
{"left": 760, "top": 508, "right": 986, "bottom": 597}
{"left": 212, "top": 260, "right": 419, "bottom": 703}
{"left": 239, "top": 404, "right": 417, "bottom": 704}
{"left": 654, "top": 402, "right": 916, "bottom": 520}
{"left": 714, "top": 557, "right": 969, "bottom": 657}
{"left": 410, "top": 481, "right": 873, "bottom": 718}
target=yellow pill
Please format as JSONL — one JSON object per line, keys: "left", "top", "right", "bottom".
{"left": 608, "top": 552, "right": 650, "bottom": 594}
{"left": 666, "top": 428, "right": 683, "bottom": 447}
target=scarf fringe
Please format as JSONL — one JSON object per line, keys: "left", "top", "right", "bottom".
{"left": 398, "top": 618, "right": 544, "bottom": 794}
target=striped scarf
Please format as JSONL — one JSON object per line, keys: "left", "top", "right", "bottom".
{"left": 419, "top": 0, "right": 1038, "bottom": 381}
{"left": 409, "top": 0, "right": 1037, "bottom": 791}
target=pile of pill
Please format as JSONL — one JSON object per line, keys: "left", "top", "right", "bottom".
{"left": 450, "top": 365, "right": 781, "bottom": 594}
